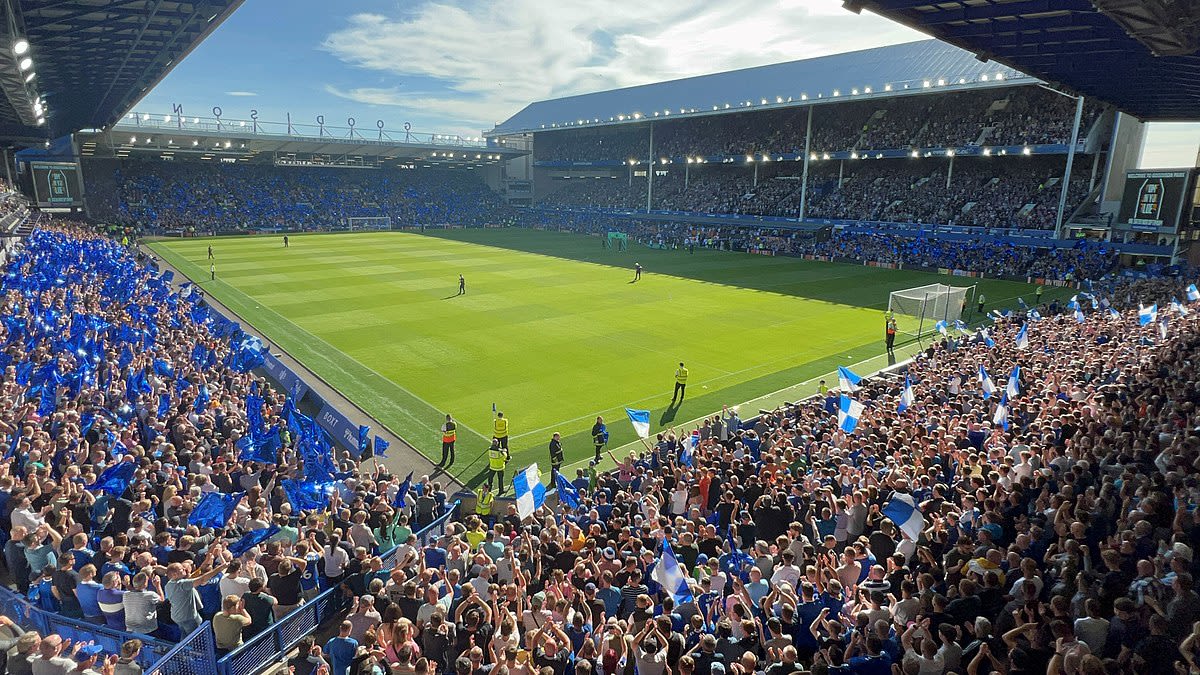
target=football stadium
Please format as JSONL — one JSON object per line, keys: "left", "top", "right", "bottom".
{"left": 2, "top": 1, "right": 1200, "bottom": 674}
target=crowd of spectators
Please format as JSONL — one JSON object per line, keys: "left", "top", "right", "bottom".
{"left": 532, "top": 86, "right": 1104, "bottom": 163}
{"left": 0, "top": 220, "right": 453, "bottom": 672}
{"left": 88, "top": 161, "right": 511, "bottom": 232}
{"left": 540, "top": 157, "right": 1093, "bottom": 232}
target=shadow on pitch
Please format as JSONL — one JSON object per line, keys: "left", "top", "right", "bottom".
{"left": 659, "top": 401, "right": 680, "bottom": 425}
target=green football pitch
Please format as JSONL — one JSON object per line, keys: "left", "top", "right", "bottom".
{"left": 149, "top": 229, "right": 1068, "bottom": 483}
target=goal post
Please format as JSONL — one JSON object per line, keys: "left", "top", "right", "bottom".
{"left": 888, "top": 283, "right": 972, "bottom": 339}
{"left": 345, "top": 216, "right": 392, "bottom": 231}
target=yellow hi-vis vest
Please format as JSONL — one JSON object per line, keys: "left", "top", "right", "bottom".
{"left": 477, "top": 489, "right": 494, "bottom": 515}
{"left": 442, "top": 422, "right": 457, "bottom": 443}
{"left": 493, "top": 417, "right": 509, "bottom": 437}
{"left": 675, "top": 367, "right": 689, "bottom": 384}
{"left": 488, "top": 447, "right": 507, "bottom": 470}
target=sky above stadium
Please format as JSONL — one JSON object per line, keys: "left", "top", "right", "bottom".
{"left": 138, "top": 0, "right": 1198, "bottom": 167}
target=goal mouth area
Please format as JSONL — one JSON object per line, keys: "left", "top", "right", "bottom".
{"left": 888, "top": 283, "right": 972, "bottom": 339}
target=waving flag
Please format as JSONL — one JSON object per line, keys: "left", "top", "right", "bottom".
{"left": 882, "top": 493, "right": 925, "bottom": 542}
{"left": 512, "top": 463, "right": 546, "bottom": 520}
{"left": 898, "top": 375, "right": 914, "bottom": 413}
{"left": 188, "top": 491, "right": 243, "bottom": 529}
{"left": 837, "top": 395, "right": 864, "bottom": 434}
{"left": 625, "top": 408, "right": 650, "bottom": 439}
{"left": 1029, "top": 309, "right": 1042, "bottom": 322}
{"left": 1067, "top": 295, "right": 1080, "bottom": 311}
{"left": 1160, "top": 318, "right": 1169, "bottom": 341}
{"left": 1108, "top": 308, "right": 1121, "bottom": 321}
{"left": 193, "top": 384, "right": 210, "bottom": 414}
{"left": 228, "top": 526, "right": 281, "bottom": 558}
{"left": 1139, "top": 304, "right": 1158, "bottom": 326}
{"left": 651, "top": 541, "right": 694, "bottom": 605}
{"left": 357, "top": 425, "right": 370, "bottom": 457}
{"left": 1006, "top": 365, "right": 1020, "bottom": 399}
{"left": 1172, "top": 299, "right": 1189, "bottom": 316}
{"left": 281, "top": 478, "right": 329, "bottom": 513}
{"left": 373, "top": 436, "right": 389, "bottom": 459}
{"left": 725, "top": 526, "right": 753, "bottom": 577}
{"left": 92, "top": 461, "right": 137, "bottom": 495}
{"left": 934, "top": 320, "right": 948, "bottom": 336}
{"left": 837, "top": 366, "right": 862, "bottom": 392}
{"left": 555, "top": 472, "right": 580, "bottom": 510}
{"left": 978, "top": 365, "right": 996, "bottom": 400}
{"left": 157, "top": 393, "right": 172, "bottom": 419}
{"left": 1074, "top": 308, "right": 1086, "bottom": 324}
{"left": 1189, "top": 284, "right": 1200, "bottom": 302}
{"left": 1014, "top": 324, "right": 1029, "bottom": 350}
{"left": 993, "top": 393, "right": 1009, "bottom": 431}
{"left": 392, "top": 471, "right": 413, "bottom": 508}
{"left": 236, "top": 435, "right": 276, "bottom": 464}
{"left": 680, "top": 431, "right": 697, "bottom": 467}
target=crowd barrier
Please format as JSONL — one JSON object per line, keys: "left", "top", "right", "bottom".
{"left": 0, "top": 584, "right": 175, "bottom": 671}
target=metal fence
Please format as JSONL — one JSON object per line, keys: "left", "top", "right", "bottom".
{"left": 213, "top": 501, "right": 461, "bottom": 675}
{"left": 0, "top": 584, "right": 175, "bottom": 671}
{"left": 148, "top": 623, "right": 217, "bottom": 675}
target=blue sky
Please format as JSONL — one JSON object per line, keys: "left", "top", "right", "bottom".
{"left": 136, "top": 0, "right": 1198, "bottom": 166}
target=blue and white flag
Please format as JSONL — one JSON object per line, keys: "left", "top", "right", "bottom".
{"left": 228, "top": 526, "right": 281, "bottom": 558}
{"left": 898, "top": 375, "right": 915, "bottom": 413}
{"left": 1067, "top": 295, "right": 1080, "bottom": 311}
{"left": 1160, "top": 318, "right": 1169, "bottom": 341}
{"left": 1139, "top": 303, "right": 1158, "bottom": 326}
{"left": 555, "top": 472, "right": 580, "bottom": 510}
{"left": 1108, "top": 307, "right": 1121, "bottom": 321}
{"left": 993, "top": 393, "right": 1010, "bottom": 431}
{"left": 1014, "top": 324, "right": 1029, "bottom": 350}
{"left": 392, "top": 471, "right": 413, "bottom": 508}
{"left": 1029, "top": 309, "right": 1042, "bottom": 322}
{"left": 651, "top": 541, "right": 694, "bottom": 605}
{"left": 882, "top": 493, "right": 925, "bottom": 542}
{"left": 512, "top": 463, "right": 546, "bottom": 519}
{"left": 978, "top": 365, "right": 996, "bottom": 400}
{"left": 837, "top": 366, "right": 862, "bottom": 392}
{"left": 680, "top": 431, "right": 698, "bottom": 468}
{"left": 954, "top": 319, "right": 970, "bottom": 336}
{"left": 188, "top": 491, "right": 243, "bottom": 529}
{"left": 837, "top": 395, "right": 864, "bottom": 434}
{"left": 625, "top": 408, "right": 650, "bottom": 439}
{"left": 1074, "top": 308, "right": 1085, "bottom": 324}
{"left": 373, "top": 436, "right": 389, "bottom": 459}
{"left": 1188, "top": 284, "right": 1200, "bottom": 302}
{"left": 281, "top": 478, "right": 329, "bottom": 513}
{"left": 934, "top": 320, "right": 948, "bottom": 336}
{"left": 1171, "top": 299, "right": 1189, "bottom": 317}
{"left": 1006, "top": 365, "right": 1020, "bottom": 399}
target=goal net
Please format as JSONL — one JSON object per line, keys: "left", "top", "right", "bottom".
{"left": 346, "top": 216, "right": 392, "bottom": 231}
{"left": 888, "top": 283, "right": 971, "bottom": 339}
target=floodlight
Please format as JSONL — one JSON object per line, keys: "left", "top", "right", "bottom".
{"left": 13, "top": 39, "right": 28, "bottom": 55}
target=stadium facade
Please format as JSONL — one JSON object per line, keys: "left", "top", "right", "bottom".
{"left": 487, "top": 39, "right": 1198, "bottom": 264}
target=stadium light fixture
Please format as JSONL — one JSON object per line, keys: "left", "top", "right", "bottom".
{"left": 832, "top": 90, "right": 840, "bottom": 97}
{"left": 761, "top": 98, "right": 768, "bottom": 105}
{"left": 851, "top": 152, "right": 858, "bottom": 159}
{"left": 164, "top": 115, "right": 171, "bottom": 122}
{"left": 239, "top": 121, "right": 246, "bottom": 127}
{"left": 822, "top": 153, "right": 830, "bottom": 160}
{"left": 981, "top": 75, "right": 989, "bottom": 81}
{"left": 983, "top": 148, "right": 991, "bottom": 156}
{"left": 192, "top": 117, "right": 199, "bottom": 123}
{"left": 864, "top": 87, "right": 871, "bottom": 93}
{"left": 24, "top": 71, "right": 34, "bottom": 82}
{"left": 145, "top": 137, "right": 152, "bottom": 143}
{"left": 130, "top": 136, "right": 136, "bottom": 143}
{"left": 633, "top": 113, "right": 642, "bottom": 119}
{"left": 937, "top": 78, "right": 945, "bottom": 86}
{"left": 922, "top": 80, "right": 931, "bottom": 88}
{"left": 1022, "top": 146, "right": 1031, "bottom": 155}
{"left": 810, "top": 153, "right": 818, "bottom": 161}
{"left": 851, "top": 89, "right": 858, "bottom": 95}
{"left": 884, "top": 84, "right": 892, "bottom": 91}
{"left": 776, "top": 97, "right": 783, "bottom": 103}
{"left": 13, "top": 39, "right": 29, "bottom": 56}
{"left": 627, "top": 159, "right": 635, "bottom": 165}
{"left": 999, "top": 149, "right": 1007, "bottom": 155}
{"left": 911, "top": 150, "right": 919, "bottom": 158}
{"left": 35, "top": 117, "right": 43, "bottom": 126}
{"left": 192, "top": 140, "right": 198, "bottom": 146}
{"left": 663, "top": 110, "right": 669, "bottom": 115}
{"left": 142, "top": 113, "right": 150, "bottom": 121}
{"left": 995, "top": 73, "right": 1005, "bottom": 80}
{"left": 724, "top": 103, "right": 730, "bottom": 109}
{"left": 224, "top": 141, "right": 231, "bottom": 148}
{"left": 17, "top": 57, "right": 31, "bottom": 71}
{"left": 946, "top": 149, "right": 954, "bottom": 157}
{"left": 800, "top": 94, "right": 807, "bottom": 100}
{"left": 745, "top": 155, "right": 754, "bottom": 163}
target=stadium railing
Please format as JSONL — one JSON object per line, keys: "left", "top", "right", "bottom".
{"left": 212, "top": 501, "right": 460, "bottom": 675}
{"left": 0, "top": 584, "right": 177, "bottom": 671}
{"left": 147, "top": 622, "right": 217, "bottom": 675}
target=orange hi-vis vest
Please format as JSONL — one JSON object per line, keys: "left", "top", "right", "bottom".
{"left": 442, "top": 422, "right": 457, "bottom": 443}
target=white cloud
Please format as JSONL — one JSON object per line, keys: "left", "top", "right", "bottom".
{"left": 224, "top": 91, "right": 258, "bottom": 97}
{"left": 321, "top": 0, "right": 924, "bottom": 131}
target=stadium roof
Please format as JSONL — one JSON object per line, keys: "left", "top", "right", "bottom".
{"left": 854, "top": 0, "right": 1200, "bottom": 121}
{"left": 0, "top": 0, "right": 243, "bottom": 143}
{"left": 489, "top": 39, "right": 1032, "bottom": 136}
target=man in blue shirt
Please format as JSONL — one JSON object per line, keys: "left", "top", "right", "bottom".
{"left": 324, "top": 620, "right": 359, "bottom": 675}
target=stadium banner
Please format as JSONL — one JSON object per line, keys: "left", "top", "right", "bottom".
{"left": 260, "top": 352, "right": 310, "bottom": 403}
{"left": 314, "top": 398, "right": 362, "bottom": 453}
{"left": 1118, "top": 170, "right": 1190, "bottom": 231}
